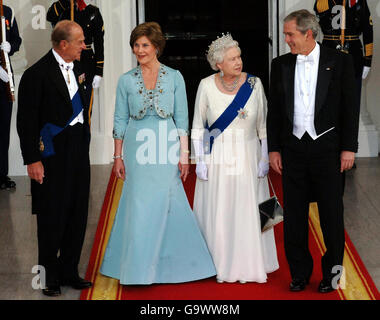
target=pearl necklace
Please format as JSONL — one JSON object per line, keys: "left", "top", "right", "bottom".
{"left": 220, "top": 73, "right": 240, "bottom": 92}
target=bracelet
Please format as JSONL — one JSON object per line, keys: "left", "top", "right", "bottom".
{"left": 113, "top": 155, "right": 123, "bottom": 160}
{"left": 181, "top": 149, "right": 190, "bottom": 154}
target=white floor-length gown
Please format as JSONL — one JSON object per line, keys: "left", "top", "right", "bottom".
{"left": 192, "top": 74, "right": 279, "bottom": 283}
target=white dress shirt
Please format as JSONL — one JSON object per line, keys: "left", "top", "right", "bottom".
{"left": 52, "top": 49, "right": 84, "bottom": 126}
{"left": 293, "top": 42, "right": 334, "bottom": 140}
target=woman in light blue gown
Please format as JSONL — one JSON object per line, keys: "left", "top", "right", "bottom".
{"left": 100, "top": 22, "right": 216, "bottom": 285}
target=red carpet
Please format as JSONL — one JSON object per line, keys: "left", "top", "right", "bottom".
{"left": 81, "top": 166, "right": 380, "bottom": 300}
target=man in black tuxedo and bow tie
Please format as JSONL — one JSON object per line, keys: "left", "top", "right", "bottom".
{"left": 17, "top": 20, "right": 92, "bottom": 297}
{"left": 267, "top": 10, "right": 359, "bottom": 293}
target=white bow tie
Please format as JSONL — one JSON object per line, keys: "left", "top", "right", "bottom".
{"left": 297, "top": 55, "right": 314, "bottom": 64}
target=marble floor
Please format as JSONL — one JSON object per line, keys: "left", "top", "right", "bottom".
{"left": 0, "top": 159, "right": 379, "bottom": 300}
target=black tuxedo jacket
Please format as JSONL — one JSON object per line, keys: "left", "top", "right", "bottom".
{"left": 17, "top": 50, "right": 90, "bottom": 165}
{"left": 267, "top": 45, "right": 359, "bottom": 154}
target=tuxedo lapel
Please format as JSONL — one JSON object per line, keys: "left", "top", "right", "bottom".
{"left": 282, "top": 54, "right": 297, "bottom": 124}
{"left": 47, "top": 51, "right": 72, "bottom": 110}
{"left": 315, "top": 46, "right": 335, "bottom": 115}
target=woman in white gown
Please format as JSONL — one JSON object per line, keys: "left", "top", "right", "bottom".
{"left": 191, "top": 34, "right": 279, "bottom": 283}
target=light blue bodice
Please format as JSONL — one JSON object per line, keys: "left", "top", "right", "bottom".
{"left": 113, "top": 64, "right": 189, "bottom": 139}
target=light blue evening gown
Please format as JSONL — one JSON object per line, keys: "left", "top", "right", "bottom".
{"left": 100, "top": 65, "right": 216, "bottom": 284}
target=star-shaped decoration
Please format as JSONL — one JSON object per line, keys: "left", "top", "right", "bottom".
{"left": 237, "top": 108, "right": 248, "bottom": 119}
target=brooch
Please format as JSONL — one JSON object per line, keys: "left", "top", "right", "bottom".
{"left": 247, "top": 76, "right": 256, "bottom": 89}
{"left": 237, "top": 108, "right": 248, "bottom": 119}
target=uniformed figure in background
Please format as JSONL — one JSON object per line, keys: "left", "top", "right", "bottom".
{"left": 0, "top": 4, "right": 21, "bottom": 190}
{"left": 314, "top": 0, "right": 373, "bottom": 107}
{"left": 47, "top": 0, "right": 104, "bottom": 107}
{"left": 315, "top": 0, "right": 373, "bottom": 187}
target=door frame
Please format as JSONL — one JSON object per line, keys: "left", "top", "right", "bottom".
{"left": 137, "top": 0, "right": 280, "bottom": 73}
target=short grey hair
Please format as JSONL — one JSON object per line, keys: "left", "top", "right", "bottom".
{"left": 51, "top": 20, "right": 81, "bottom": 48}
{"left": 284, "top": 9, "right": 319, "bottom": 39}
{"left": 206, "top": 34, "right": 241, "bottom": 71}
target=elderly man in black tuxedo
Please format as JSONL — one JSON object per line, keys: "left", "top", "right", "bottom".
{"left": 267, "top": 10, "right": 359, "bottom": 293}
{"left": 17, "top": 20, "right": 92, "bottom": 297}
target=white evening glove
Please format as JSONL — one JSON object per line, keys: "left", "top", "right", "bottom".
{"left": 193, "top": 139, "right": 208, "bottom": 180}
{"left": 0, "top": 41, "right": 11, "bottom": 54}
{"left": 362, "top": 66, "right": 370, "bottom": 80}
{"left": 0, "top": 66, "right": 9, "bottom": 83}
{"left": 257, "top": 138, "right": 269, "bottom": 178}
{"left": 92, "top": 75, "right": 102, "bottom": 89}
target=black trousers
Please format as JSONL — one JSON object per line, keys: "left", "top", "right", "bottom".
{"left": 34, "top": 123, "right": 90, "bottom": 286}
{"left": 282, "top": 133, "right": 345, "bottom": 281}
{"left": 0, "top": 87, "right": 12, "bottom": 178}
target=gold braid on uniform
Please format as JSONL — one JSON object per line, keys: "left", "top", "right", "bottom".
{"left": 365, "top": 43, "right": 373, "bottom": 57}
{"left": 54, "top": 3, "right": 59, "bottom": 16}
{"left": 96, "top": 61, "right": 104, "bottom": 70}
{"left": 316, "top": 0, "right": 330, "bottom": 13}
{"left": 58, "top": 1, "right": 66, "bottom": 10}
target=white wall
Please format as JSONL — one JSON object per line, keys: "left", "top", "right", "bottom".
{"left": 5, "top": 0, "right": 53, "bottom": 175}
{"left": 6, "top": 0, "right": 380, "bottom": 176}
{"left": 6, "top": 0, "right": 136, "bottom": 175}
{"left": 278, "top": 0, "right": 380, "bottom": 156}
{"left": 366, "top": 0, "right": 380, "bottom": 146}
{"left": 90, "top": 0, "right": 136, "bottom": 164}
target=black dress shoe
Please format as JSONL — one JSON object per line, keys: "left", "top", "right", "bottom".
{"left": 318, "top": 279, "right": 335, "bottom": 293}
{"left": 289, "top": 278, "right": 308, "bottom": 292}
{"left": 61, "top": 277, "right": 92, "bottom": 290}
{"left": 42, "top": 285, "right": 61, "bottom": 297}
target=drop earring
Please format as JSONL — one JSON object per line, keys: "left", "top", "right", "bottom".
{"left": 220, "top": 70, "right": 224, "bottom": 77}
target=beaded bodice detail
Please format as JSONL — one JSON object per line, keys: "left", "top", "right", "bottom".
{"left": 132, "top": 64, "right": 173, "bottom": 119}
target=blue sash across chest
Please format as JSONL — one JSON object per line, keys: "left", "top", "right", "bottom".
{"left": 39, "top": 91, "right": 84, "bottom": 158}
{"left": 203, "top": 74, "right": 256, "bottom": 154}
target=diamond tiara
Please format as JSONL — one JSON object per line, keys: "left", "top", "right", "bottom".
{"left": 206, "top": 33, "right": 236, "bottom": 57}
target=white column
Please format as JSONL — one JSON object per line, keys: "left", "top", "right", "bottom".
{"left": 365, "top": 0, "right": 380, "bottom": 155}
{"left": 356, "top": 81, "right": 379, "bottom": 157}
{"left": 89, "top": 0, "right": 137, "bottom": 164}
{"left": 5, "top": 0, "right": 32, "bottom": 176}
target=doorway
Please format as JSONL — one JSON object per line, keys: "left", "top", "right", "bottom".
{"left": 138, "top": 0, "right": 273, "bottom": 126}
